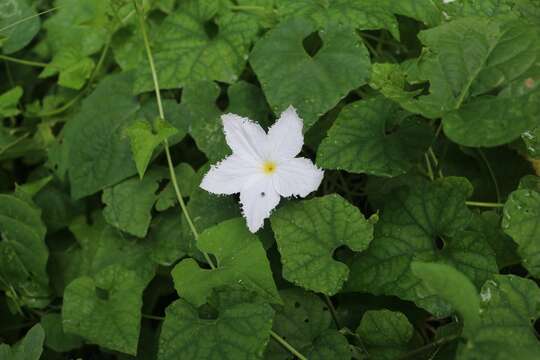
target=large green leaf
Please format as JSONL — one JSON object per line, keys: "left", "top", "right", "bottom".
{"left": 250, "top": 18, "right": 371, "bottom": 129}
{"left": 0, "top": 324, "right": 45, "bottom": 360}
{"left": 380, "top": 0, "right": 442, "bottom": 26}
{"left": 62, "top": 265, "right": 146, "bottom": 355}
{"left": 41, "top": 313, "right": 83, "bottom": 353}
{"left": 502, "top": 175, "right": 540, "bottom": 277}
{"left": 373, "top": 18, "right": 540, "bottom": 147}
{"left": 468, "top": 211, "right": 519, "bottom": 269}
{"left": 158, "top": 289, "right": 275, "bottom": 360}
{"left": 63, "top": 71, "right": 139, "bottom": 199}
{"left": 264, "top": 288, "right": 350, "bottom": 360}
{"left": 317, "top": 97, "right": 433, "bottom": 177}
{"left": 347, "top": 177, "right": 498, "bottom": 316}
{"left": 52, "top": 212, "right": 155, "bottom": 292}
{"left": 44, "top": 0, "right": 110, "bottom": 55}
{"left": 356, "top": 310, "right": 414, "bottom": 360}
{"left": 134, "top": 1, "right": 258, "bottom": 93}
{"left": 275, "top": 0, "right": 399, "bottom": 39}
{"left": 180, "top": 189, "right": 242, "bottom": 257}
{"left": 411, "top": 262, "right": 481, "bottom": 334}
{"left": 0, "top": 0, "right": 40, "bottom": 54}
{"left": 271, "top": 194, "right": 374, "bottom": 295}
{"left": 148, "top": 209, "right": 188, "bottom": 266}
{"left": 172, "top": 218, "right": 281, "bottom": 306}
{"left": 459, "top": 275, "right": 540, "bottom": 359}
{"left": 0, "top": 194, "right": 50, "bottom": 308}
{"left": 417, "top": 266, "right": 540, "bottom": 359}
{"left": 102, "top": 171, "right": 164, "bottom": 238}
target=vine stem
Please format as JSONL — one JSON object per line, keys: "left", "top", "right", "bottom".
{"left": 133, "top": 3, "right": 306, "bottom": 358}
{"left": 465, "top": 201, "right": 504, "bottom": 208}
{"left": 269, "top": 331, "right": 307, "bottom": 360}
{"left": 0, "top": 54, "right": 52, "bottom": 68}
{"left": 0, "top": 6, "right": 60, "bottom": 32}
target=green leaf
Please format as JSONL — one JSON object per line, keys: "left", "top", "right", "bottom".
{"left": 502, "top": 176, "right": 540, "bottom": 277}
{"left": 380, "top": 0, "right": 442, "bottom": 27}
{"left": 41, "top": 313, "right": 83, "bottom": 353}
{"left": 430, "top": 18, "right": 540, "bottom": 147}
{"left": 102, "top": 171, "right": 163, "bottom": 238}
{"left": 0, "top": 0, "right": 40, "bottom": 54}
{"left": 148, "top": 209, "right": 188, "bottom": 266}
{"left": 174, "top": 80, "right": 268, "bottom": 161}
{"left": 356, "top": 310, "right": 414, "bottom": 360}
{"left": 411, "top": 262, "right": 481, "bottom": 334}
{"left": 62, "top": 264, "right": 146, "bottom": 355}
{"left": 443, "top": 91, "right": 540, "bottom": 147}
{"left": 0, "top": 194, "right": 50, "bottom": 308}
{"left": 39, "top": 50, "right": 95, "bottom": 90}
{"left": 468, "top": 211, "right": 519, "bottom": 269}
{"left": 305, "top": 330, "right": 351, "bottom": 360}
{"left": 172, "top": 218, "right": 281, "bottom": 306}
{"left": 276, "top": 0, "right": 399, "bottom": 39}
{"left": 155, "top": 163, "right": 197, "bottom": 212}
{"left": 63, "top": 71, "right": 139, "bottom": 199}
{"left": 44, "top": 0, "right": 110, "bottom": 56}
{"left": 0, "top": 86, "right": 23, "bottom": 118}
{"left": 134, "top": 1, "right": 258, "bottom": 93}
{"left": 53, "top": 212, "right": 155, "bottom": 291}
{"left": 458, "top": 275, "right": 540, "bottom": 359}
{"left": 0, "top": 324, "right": 45, "bottom": 360}
{"left": 125, "top": 118, "right": 178, "bottom": 179}
{"left": 347, "top": 177, "right": 498, "bottom": 316}
{"left": 265, "top": 288, "right": 349, "bottom": 360}
{"left": 158, "top": 289, "right": 275, "bottom": 360}
{"left": 317, "top": 97, "right": 433, "bottom": 177}
{"left": 374, "top": 18, "right": 540, "bottom": 147}
{"left": 180, "top": 188, "right": 242, "bottom": 256}
{"left": 271, "top": 194, "right": 374, "bottom": 295}
{"left": 250, "top": 18, "right": 371, "bottom": 129}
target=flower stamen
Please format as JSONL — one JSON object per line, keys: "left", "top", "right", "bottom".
{"left": 262, "top": 161, "right": 277, "bottom": 174}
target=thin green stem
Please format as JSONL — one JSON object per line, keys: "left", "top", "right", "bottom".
{"left": 0, "top": 7, "right": 60, "bottom": 32}
{"left": 425, "top": 153, "right": 434, "bottom": 181}
{"left": 465, "top": 201, "right": 504, "bottom": 208}
{"left": 142, "top": 313, "right": 165, "bottom": 321}
{"left": 229, "top": 5, "right": 271, "bottom": 12}
{"left": 428, "top": 148, "right": 444, "bottom": 179}
{"left": 324, "top": 295, "right": 341, "bottom": 330}
{"left": 270, "top": 331, "right": 307, "bottom": 360}
{"left": 0, "top": 133, "right": 30, "bottom": 155}
{"left": 0, "top": 54, "right": 51, "bottom": 68}
{"left": 134, "top": 4, "right": 307, "bottom": 359}
{"left": 477, "top": 149, "right": 501, "bottom": 204}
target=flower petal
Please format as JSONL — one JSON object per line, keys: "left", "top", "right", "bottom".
{"left": 200, "top": 155, "right": 260, "bottom": 195}
{"left": 240, "top": 175, "right": 281, "bottom": 233}
{"left": 273, "top": 157, "right": 324, "bottom": 198}
{"left": 222, "top": 113, "right": 268, "bottom": 161}
{"left": 267, "top": 105, "right": 304, "bottom": 160}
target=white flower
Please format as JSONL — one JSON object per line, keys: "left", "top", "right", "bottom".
{"left": 200, "top": 106, "right": 324, "bottom": 233}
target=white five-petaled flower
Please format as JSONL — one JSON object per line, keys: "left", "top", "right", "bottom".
{"left": 200, "top": 106, "right": 324, "bottom": 233}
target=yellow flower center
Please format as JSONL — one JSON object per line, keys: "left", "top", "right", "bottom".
{"left": 262, "top": 161, "right": 277, "bottom": 174}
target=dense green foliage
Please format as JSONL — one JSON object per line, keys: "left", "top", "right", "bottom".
{"left": 1, "top": 0, "right": 540, "bottom": 359}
